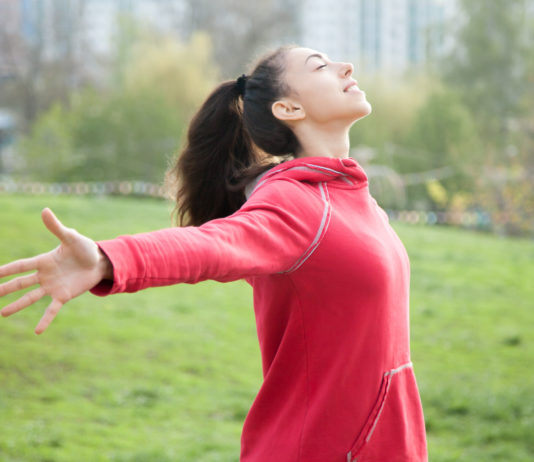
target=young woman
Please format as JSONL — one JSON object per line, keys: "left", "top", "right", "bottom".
{"left": 0, "top": 45, "right": 428, "bottom": 461}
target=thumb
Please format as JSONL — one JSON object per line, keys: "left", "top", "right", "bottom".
{"left": 41, "top": 208, "right": 71, "bottom": 243}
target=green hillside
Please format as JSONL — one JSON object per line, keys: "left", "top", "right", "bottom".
{"left": 0, "top": 195, "right": 533, "bottom": 461}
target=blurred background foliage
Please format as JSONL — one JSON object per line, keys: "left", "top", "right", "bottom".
{"left": 0, "top": 0, "right": 533, "bottom": 236}
{"left": 351, "top": 0, "right": 534, "bottom": 236}
{"left": 19, "top": 28, "right": 217, "bottom": 183}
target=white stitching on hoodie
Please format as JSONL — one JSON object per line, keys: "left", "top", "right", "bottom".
{"left": 280, "top": 182, "right": 331, "bottom": 274}
{"left": 346, "top": 362, "right": 414, "bottom": 462}
{"left": 384, "top": 361, "right": 413, "bottom": 377}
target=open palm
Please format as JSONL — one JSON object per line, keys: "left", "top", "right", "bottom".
{"left": 0, "top": 208, "right": 111, "bottom": 334}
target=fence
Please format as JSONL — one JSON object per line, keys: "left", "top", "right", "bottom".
{"left": 0, "top": 180, "right": 166, "bottom": 198}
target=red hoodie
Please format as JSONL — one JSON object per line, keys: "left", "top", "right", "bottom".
{"left": 91, "top": 156, "right": 428, "bottom": 462}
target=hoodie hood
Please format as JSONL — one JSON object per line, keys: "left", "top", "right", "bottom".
{"left": 245, "top": 156, "right": 368, "bottom": 199}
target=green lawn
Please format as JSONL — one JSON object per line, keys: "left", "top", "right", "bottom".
{"left": 0, "top": 194, "right": 533, "bottom": 462}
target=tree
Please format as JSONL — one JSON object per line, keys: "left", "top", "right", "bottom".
{"left": 403, "top": 87, "right": 482, "bottom": 208}
{"left": 0, "top": 0, "right": 91, "bottom": 130}
{"left": 439, "top": 0, "right": 534, "bottom": 235}
{"left": 441, "top": 0, "right": 532, "bottom": 146}
{"left": 349, "top": 73, "right": 431, "bottom": 155}
{"left": 161, "top": 0, "right": 302, "bottom": 78}
{"left": 18, "top": 103, "right": 75, "bottom": 181}
{"left": 19, "top": 31, "right": 218, "bottom": 183}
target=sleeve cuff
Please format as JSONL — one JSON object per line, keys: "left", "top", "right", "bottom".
{"left": 88, "top": 238, "right": 143, "bottom": 296}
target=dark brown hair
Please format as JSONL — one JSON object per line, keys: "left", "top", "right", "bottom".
{"left": 166, "top": 44, "right": 301, "bottom": 226}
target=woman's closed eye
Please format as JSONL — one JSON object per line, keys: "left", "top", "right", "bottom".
{"left": 317, "top": 64, "right": 327, "bottom": 70}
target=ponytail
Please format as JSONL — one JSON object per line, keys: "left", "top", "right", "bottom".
{"left": 166, "top": 44, "right": 300, "bottom": 226}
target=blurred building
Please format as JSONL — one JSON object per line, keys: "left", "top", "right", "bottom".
{"left": 0, "top": 0, "right": 23, "bottom": 81}
{"left": 3, "top": 0, "right": 301, "bottom": 80}
{"left": 80, "top": 0, "right": 185, "bottom": 57}
{"left": 2, "top": 0, "right": 460, "bottom": 79}
{"left": 0, "top": 0, "right": 185, "bottom": 80}
{"left": 300, "top": 0, "right": 459, "bottom": 74}
{"left": 0, "top": 109, "right": 16, "bottom": 176}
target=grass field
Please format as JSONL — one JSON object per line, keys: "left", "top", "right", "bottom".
{"left": 0, "top": 194, "right": 533, "bottom": 462}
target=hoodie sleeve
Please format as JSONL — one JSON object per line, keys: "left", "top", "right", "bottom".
{"left": 90, "top": 179, "right": 326, "bottom": 295}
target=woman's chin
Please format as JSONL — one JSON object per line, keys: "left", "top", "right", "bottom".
{"left": 352, "top": 102, "right": 372, "bottom": 122}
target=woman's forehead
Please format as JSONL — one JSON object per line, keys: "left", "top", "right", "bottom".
{"left": 286, "top": 47, "right": 327, "bottom": 71}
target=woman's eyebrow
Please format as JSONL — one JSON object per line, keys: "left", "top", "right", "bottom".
{"left": 305, "top": 53, "right": 328, "bottom": 64}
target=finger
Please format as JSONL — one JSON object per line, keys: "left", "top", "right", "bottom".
{"left": 0, "top": 287, "right": 46, "bottom": 317}
{"left": 41, "top": 208, "right": 73, "bottom": 243}
{"left": 0, "top": 256, "right": 40, "bottom": 279}
{"left": 35, "top": 298, "right": 63, "bottom": 335}
{"left": 0, "top": 273, "right": 39, "bottom": 297}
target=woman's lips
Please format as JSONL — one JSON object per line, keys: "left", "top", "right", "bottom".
{"left": 346, "top": 85, "right": 363, "bottom": 94}
{"left": 343, "top": 79, "right": 358, "bottom": 91}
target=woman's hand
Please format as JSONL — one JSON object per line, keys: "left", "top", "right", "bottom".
{"left": 0, "top": 208, "right": 113, "bottom": 334}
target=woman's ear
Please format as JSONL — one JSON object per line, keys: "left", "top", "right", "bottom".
{"left": 272, "top": 99, "right": 306, "bottom": 122}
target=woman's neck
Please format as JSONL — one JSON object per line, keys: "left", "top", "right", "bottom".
{"left": 293, "top": 122, "right": 351, "bottom": 159}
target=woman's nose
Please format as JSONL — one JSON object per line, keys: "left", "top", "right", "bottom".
{"left": 340, "top": 62, "right": 354, "bottom": 78}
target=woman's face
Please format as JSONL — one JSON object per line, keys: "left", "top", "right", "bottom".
{"left": 275, "top": 47, "right": 372, "bottom": 126}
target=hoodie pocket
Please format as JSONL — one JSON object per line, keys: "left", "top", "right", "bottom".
{"left": 345, "top": 362, "right": 415, "bottom": 462}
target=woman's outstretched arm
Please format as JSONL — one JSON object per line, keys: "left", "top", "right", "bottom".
{"left": 2, "top": 181, "right": 324, "bottom": 333}
{"left": 0, "top": 208, "right": 113, "bottom": 335}
{"left": 89, "top": 181, "right": 325, "bottom": 296}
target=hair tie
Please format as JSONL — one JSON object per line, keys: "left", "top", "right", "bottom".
{"left": 235, "top": 74, "right": 248, "bottom": 97}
